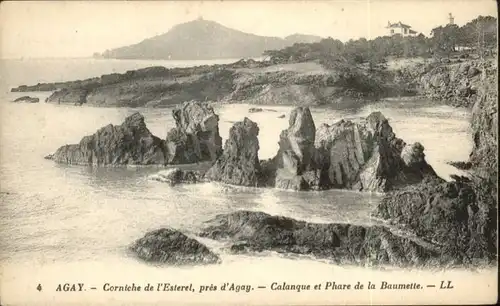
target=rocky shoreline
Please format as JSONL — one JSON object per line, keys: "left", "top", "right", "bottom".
{"left": 42, "top": 68, "right": 497, "bottom": 268}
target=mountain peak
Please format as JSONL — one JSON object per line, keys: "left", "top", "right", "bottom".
{"left": 98, "top": 20, "right": 323, "bottom": 60}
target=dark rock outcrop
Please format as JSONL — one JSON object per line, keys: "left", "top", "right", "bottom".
{"left": 48, "top": 112, "right": 166, "bottom": 165}
{"left": 199, "top": 210, "right": 444, "bottom": 267}
{"left": 130, "top": 228, "right": 220, "bottom": 265}
{"left": 149, "top": 168, "right": 203, "bottom": 186}
{"left": 165, "top": 101, "right": 223, "bottom": 164}
{"left": 12, "top": 96, "right": 39, "bottom": 103}
{"left": 204, "top": 118, "right": 261, "bottom": 187}
{"left": 49, "top": 88, "right": 88, "bottom": 105}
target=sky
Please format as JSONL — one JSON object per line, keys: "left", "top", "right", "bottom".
{"left": 0, "top": 0, "right": 497, "bottom": 59}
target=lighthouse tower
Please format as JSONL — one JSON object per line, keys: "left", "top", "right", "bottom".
{"left": 448, "top": 13, "right": 455, "bottom": 25}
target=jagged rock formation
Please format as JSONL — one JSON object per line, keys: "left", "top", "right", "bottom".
{"left": 315, "top": 112, "right": 439, "bottom": 192}
{"left": 12, "top": 96, "right": 39, "bottom": 103}
{"left": 204, "top": 118, "right": 261, "bottom": 187}
{"left": 48, "top": 112, "right": 166, "bottom": 165}
{"left": 199, "top": 210, "right": 445, "bottom": 267}
{"left": 165, "top": 101, "right": 223, "bottom": 164}
{"left": 272, "top": 107, "right": 320, "bottom": 190}
{"left": 262, "top": 108, "right": 438, "bottom": 192}
{"left": 47, "top": 102, "right": 224, "bottom": 167}
{"left": 130, "top": 228, "right": 220, "bottom": 265}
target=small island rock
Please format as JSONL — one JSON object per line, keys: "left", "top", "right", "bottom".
{"left": 49, "top": 112, "right": 166, "bottom": 165}
{"left": 13, "top": 96, "right": 39, "bottom": 103}
{"left": 130, "top": 228, "right": 220, "bottom": 265}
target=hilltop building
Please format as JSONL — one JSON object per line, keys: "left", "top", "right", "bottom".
{"left": 448, "top": 13, "right": 455, "bottom": 25}
{"left": 386, "top": 21, "right": 418, "bottom": 37}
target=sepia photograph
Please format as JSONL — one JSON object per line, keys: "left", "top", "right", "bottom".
{"left": 0, "top": 0, "right": 498, "bottom": 305}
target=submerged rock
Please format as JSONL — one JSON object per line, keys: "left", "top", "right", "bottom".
{"left": 130, "top": 228, "right": 220, "bottom": 265}
{"left": 199, "top": 210, "right": 443, "bottom": 267}
{"left": 204, "top": 118, "right": 261, "bottom": 187}
{"left": 149, "top": 168, "right": 203, "bottom": 185}
{"left": 12, "top": 96, "right": 39, "bottom": 103}
{"left": 165, "top": 101, "right": 223, "bottom": 164}
{"left": 49, "top": 112, "right": 166, "bottom": 165}
{"left": 248, "top": 107, "right": 263, "bottom": 113}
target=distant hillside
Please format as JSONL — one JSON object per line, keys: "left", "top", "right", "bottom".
{"left": 96, "top": 18, "right": 323, "bottom": 60}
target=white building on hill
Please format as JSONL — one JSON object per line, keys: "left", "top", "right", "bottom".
{"left": 386, "top": 21, "right": 419, "bottom": 37}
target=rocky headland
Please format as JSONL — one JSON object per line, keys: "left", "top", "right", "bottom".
{"left": 10, "top": 60, "right": 394, "bottom": 108}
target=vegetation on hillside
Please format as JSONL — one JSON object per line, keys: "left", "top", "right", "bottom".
{"left": 263, "top": 16, "right": 498, "bottom": 67}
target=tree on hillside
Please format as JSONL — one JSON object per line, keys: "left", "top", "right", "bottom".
{"left": 460, "top": 15, "right": 497, "bottom": 53}
{"left": 430, "top": 24, "right": 461, "bottom": 55}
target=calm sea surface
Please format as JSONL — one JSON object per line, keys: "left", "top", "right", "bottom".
{"left": 1, "top": 58, "right": 494, "bottom": 305}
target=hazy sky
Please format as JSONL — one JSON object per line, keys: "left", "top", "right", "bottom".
{"left": 0, "top": 0, "right": 497, "bottom": 59}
